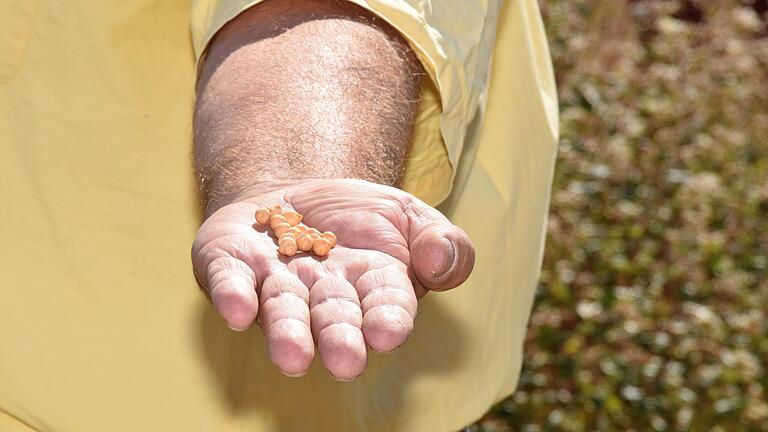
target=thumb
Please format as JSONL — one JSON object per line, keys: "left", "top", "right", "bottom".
{"left": 405, "top": 199, "right": 475, "bottom": 292}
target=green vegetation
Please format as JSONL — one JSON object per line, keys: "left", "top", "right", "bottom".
{"left": 476, "top": 1, "right": 768, "bottom": 430}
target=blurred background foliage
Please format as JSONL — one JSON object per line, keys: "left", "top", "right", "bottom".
{"left": 474, "top": 0, "right": 768, "bottom": 430}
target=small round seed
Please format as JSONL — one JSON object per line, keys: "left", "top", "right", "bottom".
{"left": 269, "top": 205, "right": 283, "bottom": 217}
{"left": 269, "top": 214, "right": 288, "bottom": 229}
{"left": 255, "top": 208, "right": 270, "bottom": 225}
{"left": 273, "top": 222, "right": 291, "bottom": 237}
{"left": 321, "top": 231, "right": 337, "bottom": 248}
{"left": 278, "top": 237, "right": 298, "bottom": 256}
{"left": 296, "top": 233, "right": 313, "bottom": 252}
{"left": 283, "top": 211, "right": 303, "bottom": 226}
{"left": 312, "top": 238, "right": 332, "bottom": 256}
{"left": 306, "top": 228, "right": 321, "bottom": 236}
{"left": 285, "top": 227, "right": 303, "bottom": 237}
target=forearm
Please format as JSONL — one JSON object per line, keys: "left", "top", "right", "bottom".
{"left": 193, "top": 0, "right": 423, "bottom": 212}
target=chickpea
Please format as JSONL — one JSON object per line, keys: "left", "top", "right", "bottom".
{"left": 254, "top": 206, "right": 336, "bottom": 258}
{"left": 321, "top": 231, "right": 337, "bottom": 248}
{"left": 269, "top": 205, "right": 283, "bottom": 217}
{"left": 285, "top": 227, "right": 303, "bottom": 238}
{"left": 273, "top": 222, "right": 291, "bottom": 237}
{"left": 312, "top": 238, "right": 332, "bottom": 257}
{"left": 255, "top": 208, "right": 270, "bottom": 225}
{"left": 278, "top": 237, "right": 298, "bottom": 256}
{"left": 269, "top": 214, "right": 288, "bottom": 229}
{"left": 283, "top": 210, "right": 303, "bottom": 226}
{"left": 296, "top": 233, "right": 313, "bottom": 252}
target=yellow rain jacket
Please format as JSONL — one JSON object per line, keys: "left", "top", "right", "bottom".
{"left": 0, "top": 0, "right": 558, "bottom": 430}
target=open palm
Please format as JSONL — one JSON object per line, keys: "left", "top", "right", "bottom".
{"left": 192, "top": 179, "right": 474, "bottom": 380}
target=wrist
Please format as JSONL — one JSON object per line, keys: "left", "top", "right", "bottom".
{"left": 204, "top": 178, "right": 312, "bottom": 217}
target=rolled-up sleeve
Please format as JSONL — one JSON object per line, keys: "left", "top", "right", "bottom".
{"left": 191, "top": 0, "right": 501, "bottom": 206}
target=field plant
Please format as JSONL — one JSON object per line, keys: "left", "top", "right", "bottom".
{"left": 476, "top": 1, "right": 768, "bottom": 430}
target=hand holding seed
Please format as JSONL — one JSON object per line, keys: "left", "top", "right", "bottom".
{"left": 192, "top": 179, "right": 475, "bottom": 381}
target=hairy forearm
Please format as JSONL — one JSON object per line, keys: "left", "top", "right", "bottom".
{"left": 193, "top": 0, "right": 423, "bottom": 212}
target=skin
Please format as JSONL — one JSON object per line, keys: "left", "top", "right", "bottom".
{"left": 192, "top": 0, "right": 475, "bottom": 381}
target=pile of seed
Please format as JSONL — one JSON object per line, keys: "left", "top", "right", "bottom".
{"left": 255, "top": 205, "right": 337, "bottom": 257}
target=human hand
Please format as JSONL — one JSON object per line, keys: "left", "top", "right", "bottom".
{"left": 192, "top": 179, "right": 474, "bottom": 380}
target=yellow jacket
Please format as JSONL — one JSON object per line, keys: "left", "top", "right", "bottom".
{"left": 0, "top": 0, "right": 557, "bottom": 430}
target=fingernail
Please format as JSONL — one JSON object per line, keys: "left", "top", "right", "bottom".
{"left": 329, "top": 373, "right": 355, "bottom": 382}
{"left": 432, "top": 237, "right": 456, "bottom": 279}
{"left": 280, "top": 369, "right": 308, "bottom": 378}
{"left": 227, "top": 322, "right": 249, "bottom": 332}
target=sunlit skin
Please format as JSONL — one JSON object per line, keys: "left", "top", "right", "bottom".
{"left": 192, "top": 0, "right": 475, "bottom": 380}
{"left": 192, "top": 179, "right": 474, "bottom": 380}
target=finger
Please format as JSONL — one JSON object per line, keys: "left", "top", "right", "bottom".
{"left": 204, "top": 255, "right": 260, "bottom": 331}
{"left": 406, "top": 200, "right": 475, "bottom": 291}
{"left": 259, "top": 272, "right": 314, "bottom": 377}
{"left": 355, "top": 265, "right": 417, "bottom": 353}
{"left": 309, "top": 276, "right": 367, "bottom": 381}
